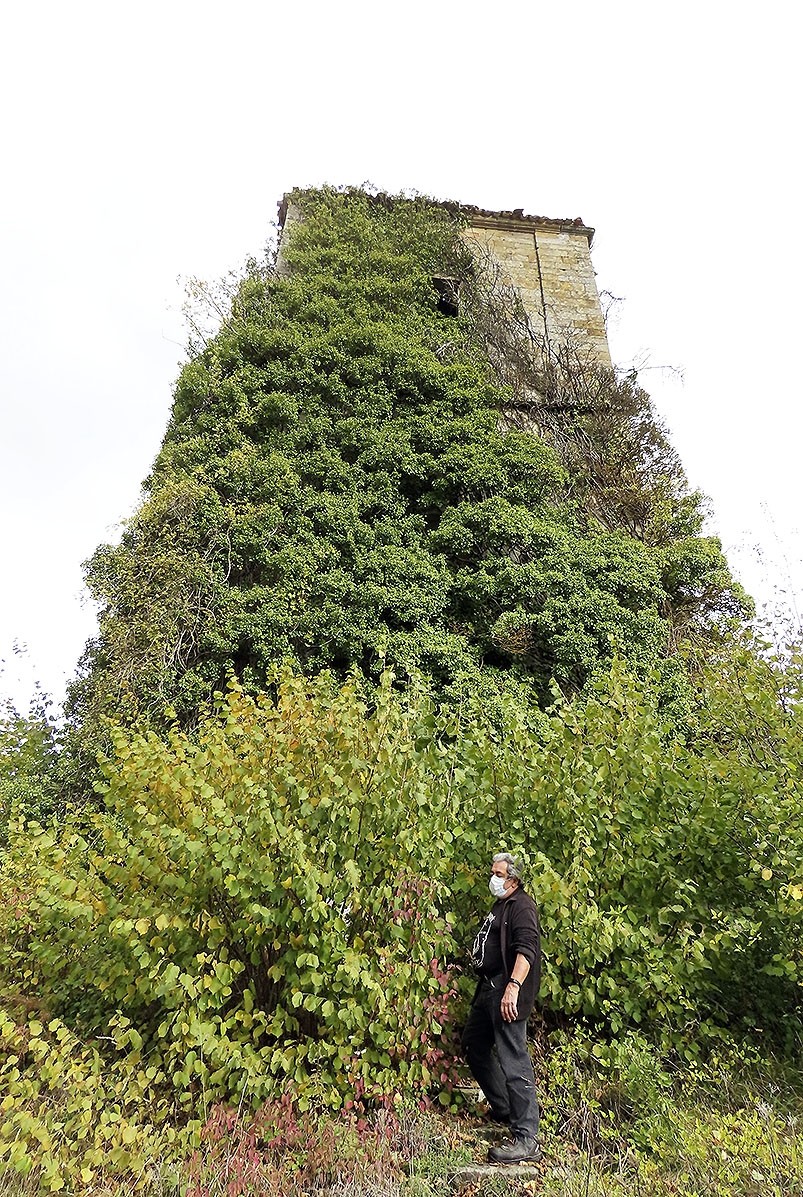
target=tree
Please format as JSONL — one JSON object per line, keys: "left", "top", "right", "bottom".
{"left": 0, "top": 687, "right": 60, "bottom": 840}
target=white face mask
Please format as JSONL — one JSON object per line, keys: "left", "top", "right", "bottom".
{"left": 489, "top": 874, "right": 508, "bottom": 898}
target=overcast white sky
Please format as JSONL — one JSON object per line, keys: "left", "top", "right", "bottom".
{"left": 2, "top": 0, "right": 800, "bottom": 712}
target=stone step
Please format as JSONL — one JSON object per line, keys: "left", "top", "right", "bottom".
{"left": 451, "top": 1162, "right": 543, "bottom": 1186}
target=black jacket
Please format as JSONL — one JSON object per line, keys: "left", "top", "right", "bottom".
{"left": 476, "top": 886, "right": 541, "bottom": 1019}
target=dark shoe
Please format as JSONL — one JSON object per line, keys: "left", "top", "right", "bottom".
{"left": 488, "top": 1136, "right": 542, "bottom": 1164}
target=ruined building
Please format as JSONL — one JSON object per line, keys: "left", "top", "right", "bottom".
{"left": 277, "top": 194, "right": 611, "bottom": 373}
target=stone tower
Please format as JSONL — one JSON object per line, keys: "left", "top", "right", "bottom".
{"left": 277, "top": 193, "right": 611, "bottom": 370}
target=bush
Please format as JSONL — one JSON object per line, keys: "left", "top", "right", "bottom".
{"left": 0, "top": 696, "right": 60, "bottom": 843}
{"left": 183, "top": 1098, "right": 422, "bottom": 1197}
{"left": 537, "top": 1029, "right": 803, "bottom": 1197}
{"left": 0, "top": 1006, "right": 185, "bottom": 1192}
{"left": 9, "top": 652, "right": 802, "bottom": 1121}
{"left": 13, "top": 671, "right": 463, "bottom": 1111}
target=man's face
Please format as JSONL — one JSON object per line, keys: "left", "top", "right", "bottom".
{"left": 490, "top": 859, "right": 515, "bottom": 896}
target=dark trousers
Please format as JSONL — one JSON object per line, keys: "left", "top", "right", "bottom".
{"left": 461, "top": 975, "right": 539, "bottom": 1140}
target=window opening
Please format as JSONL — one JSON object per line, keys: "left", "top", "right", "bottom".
{"left": 432, "top": 276, "right": 460, "bottom": 317}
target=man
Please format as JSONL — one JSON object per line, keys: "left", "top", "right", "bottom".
{"left": 462, "top": 852, "right": 542, "bottom": 1165}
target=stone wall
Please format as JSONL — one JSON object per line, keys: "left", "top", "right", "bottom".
{"left": 462, "top": 214, "right": 611, "bottom": 368}
{"left": 274, "top": 201, "right": 301, "bottom": 278}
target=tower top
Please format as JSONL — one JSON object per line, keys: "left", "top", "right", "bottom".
{"left": 277, "top": 191, "right": 594, "bottom": 244}
{"left": 276, "top": 188, "right": 609, "bottom": 368}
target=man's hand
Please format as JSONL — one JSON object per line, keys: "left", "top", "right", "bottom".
{"left": 500, "top": 982, "right": 519, "bottom": 1023}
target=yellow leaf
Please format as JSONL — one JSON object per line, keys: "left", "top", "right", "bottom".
{"left": 762, "top": 868, "right": 773, "bottom": 881}
{"left": 135, "top": 918, "right": 150, "bottom": 935}
{"left": 121, "top": 1125, "right": 137, "bottom": 1145}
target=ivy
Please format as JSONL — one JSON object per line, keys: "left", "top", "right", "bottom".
{"left": 66, "top": 186, "right": 747, "bottom": 762}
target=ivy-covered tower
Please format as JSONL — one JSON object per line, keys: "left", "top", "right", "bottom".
{"left": 278, "top": 196, "right": 612, "bottom": 369}
{"left": 67, "top": 186, "right": 746, "bottom": 759}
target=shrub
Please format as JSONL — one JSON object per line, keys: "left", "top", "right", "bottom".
{"left": 184, "top": 1097, "right": 413, "bottom": 1197}
{"left": 15, "top": 671, "right": 463, "bottom": 1111}
{"left": 10, "top": 652, "right": 803, "bottom": 1119}
{"left": 0, "top": 1006, "right": 186, "bottom": 1192}
{"left": 0, "top": 696, "right": 60, "bottom": 843}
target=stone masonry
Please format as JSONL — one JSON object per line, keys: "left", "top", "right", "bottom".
{"left": 461, "top": 209, "right": 611, "bottom": 368}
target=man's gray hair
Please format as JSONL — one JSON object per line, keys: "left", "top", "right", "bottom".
{"left": 493, "top": 851, "right": 523, "bottom": 881}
